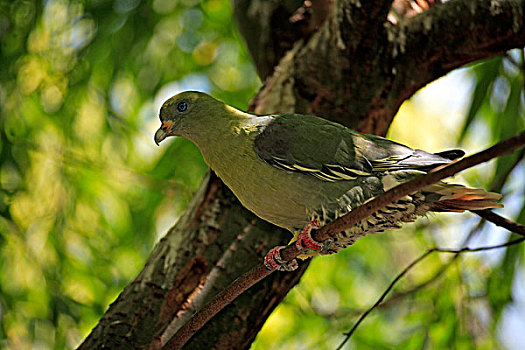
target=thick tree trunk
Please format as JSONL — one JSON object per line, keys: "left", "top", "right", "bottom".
{"left": 79, "top": 1, "right": 525, "bottom": 348}
{"left": 79, "top": 173, "right": 307, "bottom": 349}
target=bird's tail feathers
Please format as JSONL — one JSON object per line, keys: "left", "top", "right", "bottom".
{"left": 433, "top": 149, "right": 465, "bottom": 161}
{"left": 424, "top": 183, "right": 503, "bottom": 212}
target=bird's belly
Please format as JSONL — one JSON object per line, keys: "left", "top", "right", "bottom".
{"left": 213, "top": 157, "right": 354, "bottom": 231}
{"left": 229, "top": 173, "right": 311, "bottom": 230}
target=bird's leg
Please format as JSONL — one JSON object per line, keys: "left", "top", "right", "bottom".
{"left": 264, "top": 246, "right": 299, "bottom": 271}
{"left": 295, "top": 219, "right": 327, "bottom": 253}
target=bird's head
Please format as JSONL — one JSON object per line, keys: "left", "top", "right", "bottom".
{"left": 154, "top": 91, "right": 225, "bottom": 145}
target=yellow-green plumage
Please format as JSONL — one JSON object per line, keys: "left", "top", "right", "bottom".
{"left": 155, "top": 91, "right": 502, "bottom": 254}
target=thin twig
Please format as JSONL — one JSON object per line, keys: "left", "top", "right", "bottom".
{"left": 336, "top": 236, "right": 525, "bottom": 350}
{"left": 359, "top": 149, "right": 525, "bottom": 319}
{"left": 473, "top": 210, "right": 525, "bottom": 237}
{"left": 335, "top": 250, "right": 433, "bottom": 350}
{"left": 163, "top": 131, "right": 525, "bottom": 350}
{"left": 378, "top": 211, "right": 487, "bottom": 310}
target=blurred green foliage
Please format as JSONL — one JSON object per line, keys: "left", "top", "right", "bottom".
{"left": 0, "top": 1, "right": 524, "bottom": 349}
{"left": 0, "top": 0, "right": 258, "bottom": 348}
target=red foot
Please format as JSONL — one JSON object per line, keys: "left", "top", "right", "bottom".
{"left": 264, "top": 246, "right": 298, "bottom": 271}
{"left": 296, "top": 219, "right": 322, "bottom": 253}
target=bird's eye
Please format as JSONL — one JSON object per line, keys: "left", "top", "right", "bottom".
{"left": 177, "top": 101, "right": 188, "bottom": 112}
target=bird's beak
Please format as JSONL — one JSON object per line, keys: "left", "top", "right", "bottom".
{"left": 154, "top": 121, "right": 174, "bottom": 146}
{"left": 154, "top": 128, "right": 167, "bottom": 146}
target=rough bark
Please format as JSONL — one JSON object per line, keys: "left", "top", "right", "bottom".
{"left": 79, "top": 0, "right": 525, "bottom": 349}
{"left": 79, "top": 173, "right": 309, "bottom": 349}
{"left": 251, "top": 0, "right": 525, "bottom": 135}
{"left": 232, "top": 0, "right": 306, "bottom": 80}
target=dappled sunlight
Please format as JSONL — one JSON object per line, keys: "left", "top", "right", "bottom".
{"left": 388, "top": 69, "right": 472, "bottom": 151}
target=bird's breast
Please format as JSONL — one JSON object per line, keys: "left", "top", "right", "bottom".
{"left": 198, "top": 135, "right": 361, "bottom": 231}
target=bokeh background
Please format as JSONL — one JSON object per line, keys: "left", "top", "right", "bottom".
{"left": 0, "top": 1, "right": 524, "bottom": 349}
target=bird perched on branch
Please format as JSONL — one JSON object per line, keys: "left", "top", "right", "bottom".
{"left": 154, "top": 91, "right": 503, "bottom": 271}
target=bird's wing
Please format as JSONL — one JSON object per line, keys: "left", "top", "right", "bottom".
{"left": 253, "top": 114, "right": 463, "bottom": 182}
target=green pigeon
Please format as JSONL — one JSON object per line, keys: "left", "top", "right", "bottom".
{"left": 154, "top": 91, "right": 503, "bottom": 271}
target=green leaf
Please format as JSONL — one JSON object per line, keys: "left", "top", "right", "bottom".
{"left": 459, "top": 57, "right": 502, "bottom": 143}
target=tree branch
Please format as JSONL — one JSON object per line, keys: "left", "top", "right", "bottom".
{"left": 301, "top": 130, "right": 525, "bottom": 250}
{"left": 233, "top": 0, "right": 394, "bottom": 81}
{"left": 78, "top": 174, "right": 306, "bottom": 350}
{"left": 391, "top": 0, "right": 525, "bottom": 109}
{"left": 250, "top": 0, "right": 525, "bottom": 136}
{"left": 164, "top": 131, "right": 525, "bottom": 349}
{"left": 473, "top": 210, "right": 525, "bottom": 237}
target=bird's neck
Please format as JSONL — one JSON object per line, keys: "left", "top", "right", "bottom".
{"left": 191, "top": 108, "right": 272, "bottom": 173}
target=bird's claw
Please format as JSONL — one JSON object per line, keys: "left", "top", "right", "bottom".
{"left": 295, "top": 219, "right": 325, "bottom": 254}
{"left": 264, "top": 246, "right": 298, "bottom": 271}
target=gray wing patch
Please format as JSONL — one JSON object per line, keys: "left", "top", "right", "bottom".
{"left": 254, "top": 117, "right": 373, "bottom": 182}
{"left": 253, "top": 116, "right": 461, "bottom": 182}
{"left": 369, "top": 150, "right": 459, "bottom": 171}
